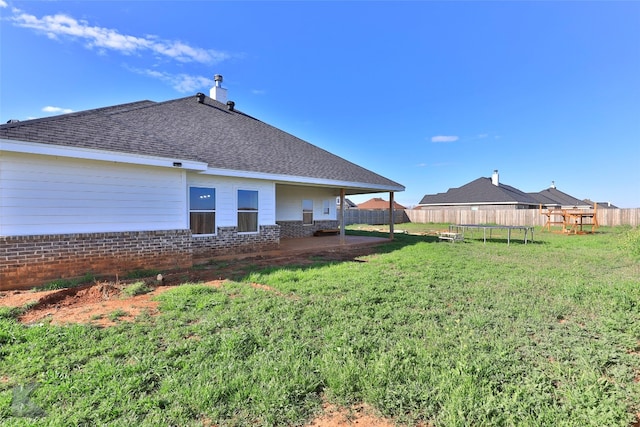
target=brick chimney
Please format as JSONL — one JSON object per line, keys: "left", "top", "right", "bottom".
{"left": 210, "top": 74, "right": 228, "bottom": 103}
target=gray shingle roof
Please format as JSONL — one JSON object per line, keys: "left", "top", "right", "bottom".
{"left": 529, "top": 188, "right": 589, "bottom": 207}
{"left": 419, "top": 177, "right": 539, "bottom": 206}
{"left": 1, "top": 95, "right": 403, "bottom": 192}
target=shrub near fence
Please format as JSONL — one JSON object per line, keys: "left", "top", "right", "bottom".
{"left": 405, "top": 208, "right": 640, "bottom": 227}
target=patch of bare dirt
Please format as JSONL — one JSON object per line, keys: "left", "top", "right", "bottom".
{"left": 1, "top": 248, "right": 373, "bottom": 326}
{"left": 306, "top": 401, "right": 400, "bottom": 427}
{"left": 0, "top": 281, "right": 225, "bottom": 327}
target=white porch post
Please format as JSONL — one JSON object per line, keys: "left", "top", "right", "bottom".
{"left": 340, "top": 188, "right": 346, "bottom": 241}
{"left": 389, "top": 192, "right": 395, "bottom": 239}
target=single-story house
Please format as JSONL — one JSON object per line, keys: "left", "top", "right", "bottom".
{"left": 416, "top": 170, "right": 595, "bottom": 211}
{"left": 0, "top": 75, "right": 403, "bottom": 289}
{"left": 529, "top": 182, "right": 592, "bottom": 209}
{"left": 416, "top": 170, "right": 540, "bottom": 210}
{"left": 357, "top": 197, "right": 406, "bottom": 210}
{"left": 585, "top": 200, "right": 618, "bottom": 209}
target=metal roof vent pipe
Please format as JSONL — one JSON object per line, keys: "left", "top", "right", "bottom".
{"left": 196, "top": 92, "right": 205, "bottom": 103}
{"left": 210, "top": 74, "right": 228, "bottom": 103}
{"left": 491, "top": 170, "right": 499, "bottom": 186}
{"left": 226, "top": 101, "right": 235, "bottom": 111}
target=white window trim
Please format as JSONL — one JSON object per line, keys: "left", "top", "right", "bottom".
{"left": 302, "top": 199, "right": 313, "bottom": 225}
{"left": 323, "top": 199, "right": 331, "bottom": 216}
{"left": 237, "top": 188, "right": 259, "bottom": 234}
{"left": 189, "top": 186, "right": 217, "bottom": 236}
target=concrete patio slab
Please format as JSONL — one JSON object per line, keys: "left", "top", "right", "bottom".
{"left": 204, "top": 235, "right": 391, "bottom": 262}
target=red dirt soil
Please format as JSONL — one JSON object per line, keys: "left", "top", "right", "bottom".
{"left": 1, "top": 247, "right": 375, "bottom": 326}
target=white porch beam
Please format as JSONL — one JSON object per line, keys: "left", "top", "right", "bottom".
{"left": 389, "top": 192, "right": 395, "bottom": 240}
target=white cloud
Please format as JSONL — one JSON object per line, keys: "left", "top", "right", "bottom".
{"left": 171, "top": 74, "right": 213, "bottom": 93}
{"left": 128, "top": 67, "right": 211, "bottom": 93}
{"left": 251, "top": 89, "right": 267, "bottom": 95}
{"left": 0, "top": 1, "right": 8, "bottom": 8}
{"left": 42, "top": 106, "right": 73, "bottom": 114}
{"left": 11, "top": 11, "right": 229, "bottom": 64}
{"left": 431, "top": 135, "right": 459, "bottom": 143}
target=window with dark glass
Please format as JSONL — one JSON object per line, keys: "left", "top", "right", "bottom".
{"left": 302, "top": 199, "right": 313, "bottom": 225}
{"left": 189, "top": 187, "right": 215, "bottom": 234}
{"left": 238, "top": 190, "right": 258, "bottom": 233}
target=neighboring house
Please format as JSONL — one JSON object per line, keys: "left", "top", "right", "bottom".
{"left": 529, "top": 182, "right": 592, "bottom": 209}
{"left": 336, "top": 198, "right": 358, "bottom": 209}
{"left": 357, "top": 197, "right": 406, "bottom": 210}
{"left": 416, "top": 170, "right": 540, "bottom": 210}
{"left": 0, "top": 75, "right": 403, "bottom": 289}
{"left": 416, "top": 170, "right": 602, "bottom": 212}
{"left": 583, "top": 199, "right": 619, "bottom": 209}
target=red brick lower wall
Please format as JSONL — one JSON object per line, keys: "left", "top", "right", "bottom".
{"left": 0, "top": 230, "right": 193, "bottom": 291}
{"left": 1, "top": 226, "right": 284, "bottom": 290}
{"left": 277, "top": 220, "right": 339, "bottom": 238}
{"left": 192, "top": 225, "right": 280, "bottom": 259}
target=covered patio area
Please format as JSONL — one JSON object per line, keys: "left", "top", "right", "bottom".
{"left": 279, "top": 234, "right": 390, "bottom": 253}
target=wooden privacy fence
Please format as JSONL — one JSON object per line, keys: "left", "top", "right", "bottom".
{"left": 344, "top": 209, "right": 409, "bottom": 225}
{"left": 596, "top": 208, "right": 640, "bottom": 227}
{"left": 405, "top": 208, "right": 640, "bottom": 227}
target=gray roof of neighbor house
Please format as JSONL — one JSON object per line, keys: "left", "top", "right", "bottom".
{"left": 529, "top": 187, "right": 589, "bottom": 207}
{"left": 418, "top": 177, "right": 540, "bottom": 206}
{"left": 587, "top": 201, "right": 619, "bottom": 209}
{"left": 0, "top": 95, "right": 403, "bottom": 193}
{"left": 343, "top": 198, "right": 358, "bottom": 208}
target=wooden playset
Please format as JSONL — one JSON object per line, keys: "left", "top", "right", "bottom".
{"left": 540, "top": 203, "right": 599, "bottom": 234}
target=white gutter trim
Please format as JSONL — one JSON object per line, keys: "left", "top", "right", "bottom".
{"left": 200, "top": 167, "right": 405, "bottom": 192}
{"left": 0, "top": 139, "right": 208, "bottom": 171}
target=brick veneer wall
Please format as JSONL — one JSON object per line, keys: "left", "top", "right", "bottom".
{"left": 1, "top": 225, "right": 283, "bottom": 290}
{"left": 0, "top": 230, "right": 192, "bottom": 291}
{"left": 192, "top": 225, "right": 280, "bottom": 259}
{"left": 277, "top": 220, "right": 339, "bottom": 238}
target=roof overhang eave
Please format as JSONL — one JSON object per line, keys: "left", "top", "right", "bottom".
{"left": 1, "top": 139, "right": 208, "bottom": 171}
{"left": 201, "top": 167, "right": 405, "bottom": 193}
{"left": 1, "top": 139, "right": 405, "bottom": 192}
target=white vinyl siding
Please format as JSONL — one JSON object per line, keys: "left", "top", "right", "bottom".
{"left": 275, "top": 185, "right": 336, "bottom": 221}
{"left": 0, "top": 152, "right": 186, "bottom": 236}
{"left": 0, "top": 152, "right": 282, "bottom": 237}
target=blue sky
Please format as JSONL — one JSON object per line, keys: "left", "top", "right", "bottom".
{"left": 1, "top": 1, "right": 639, "bottom": 208}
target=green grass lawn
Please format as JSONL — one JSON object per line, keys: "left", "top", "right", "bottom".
{"left": 1, "top": 225, "right": 639, "bottom": 426}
